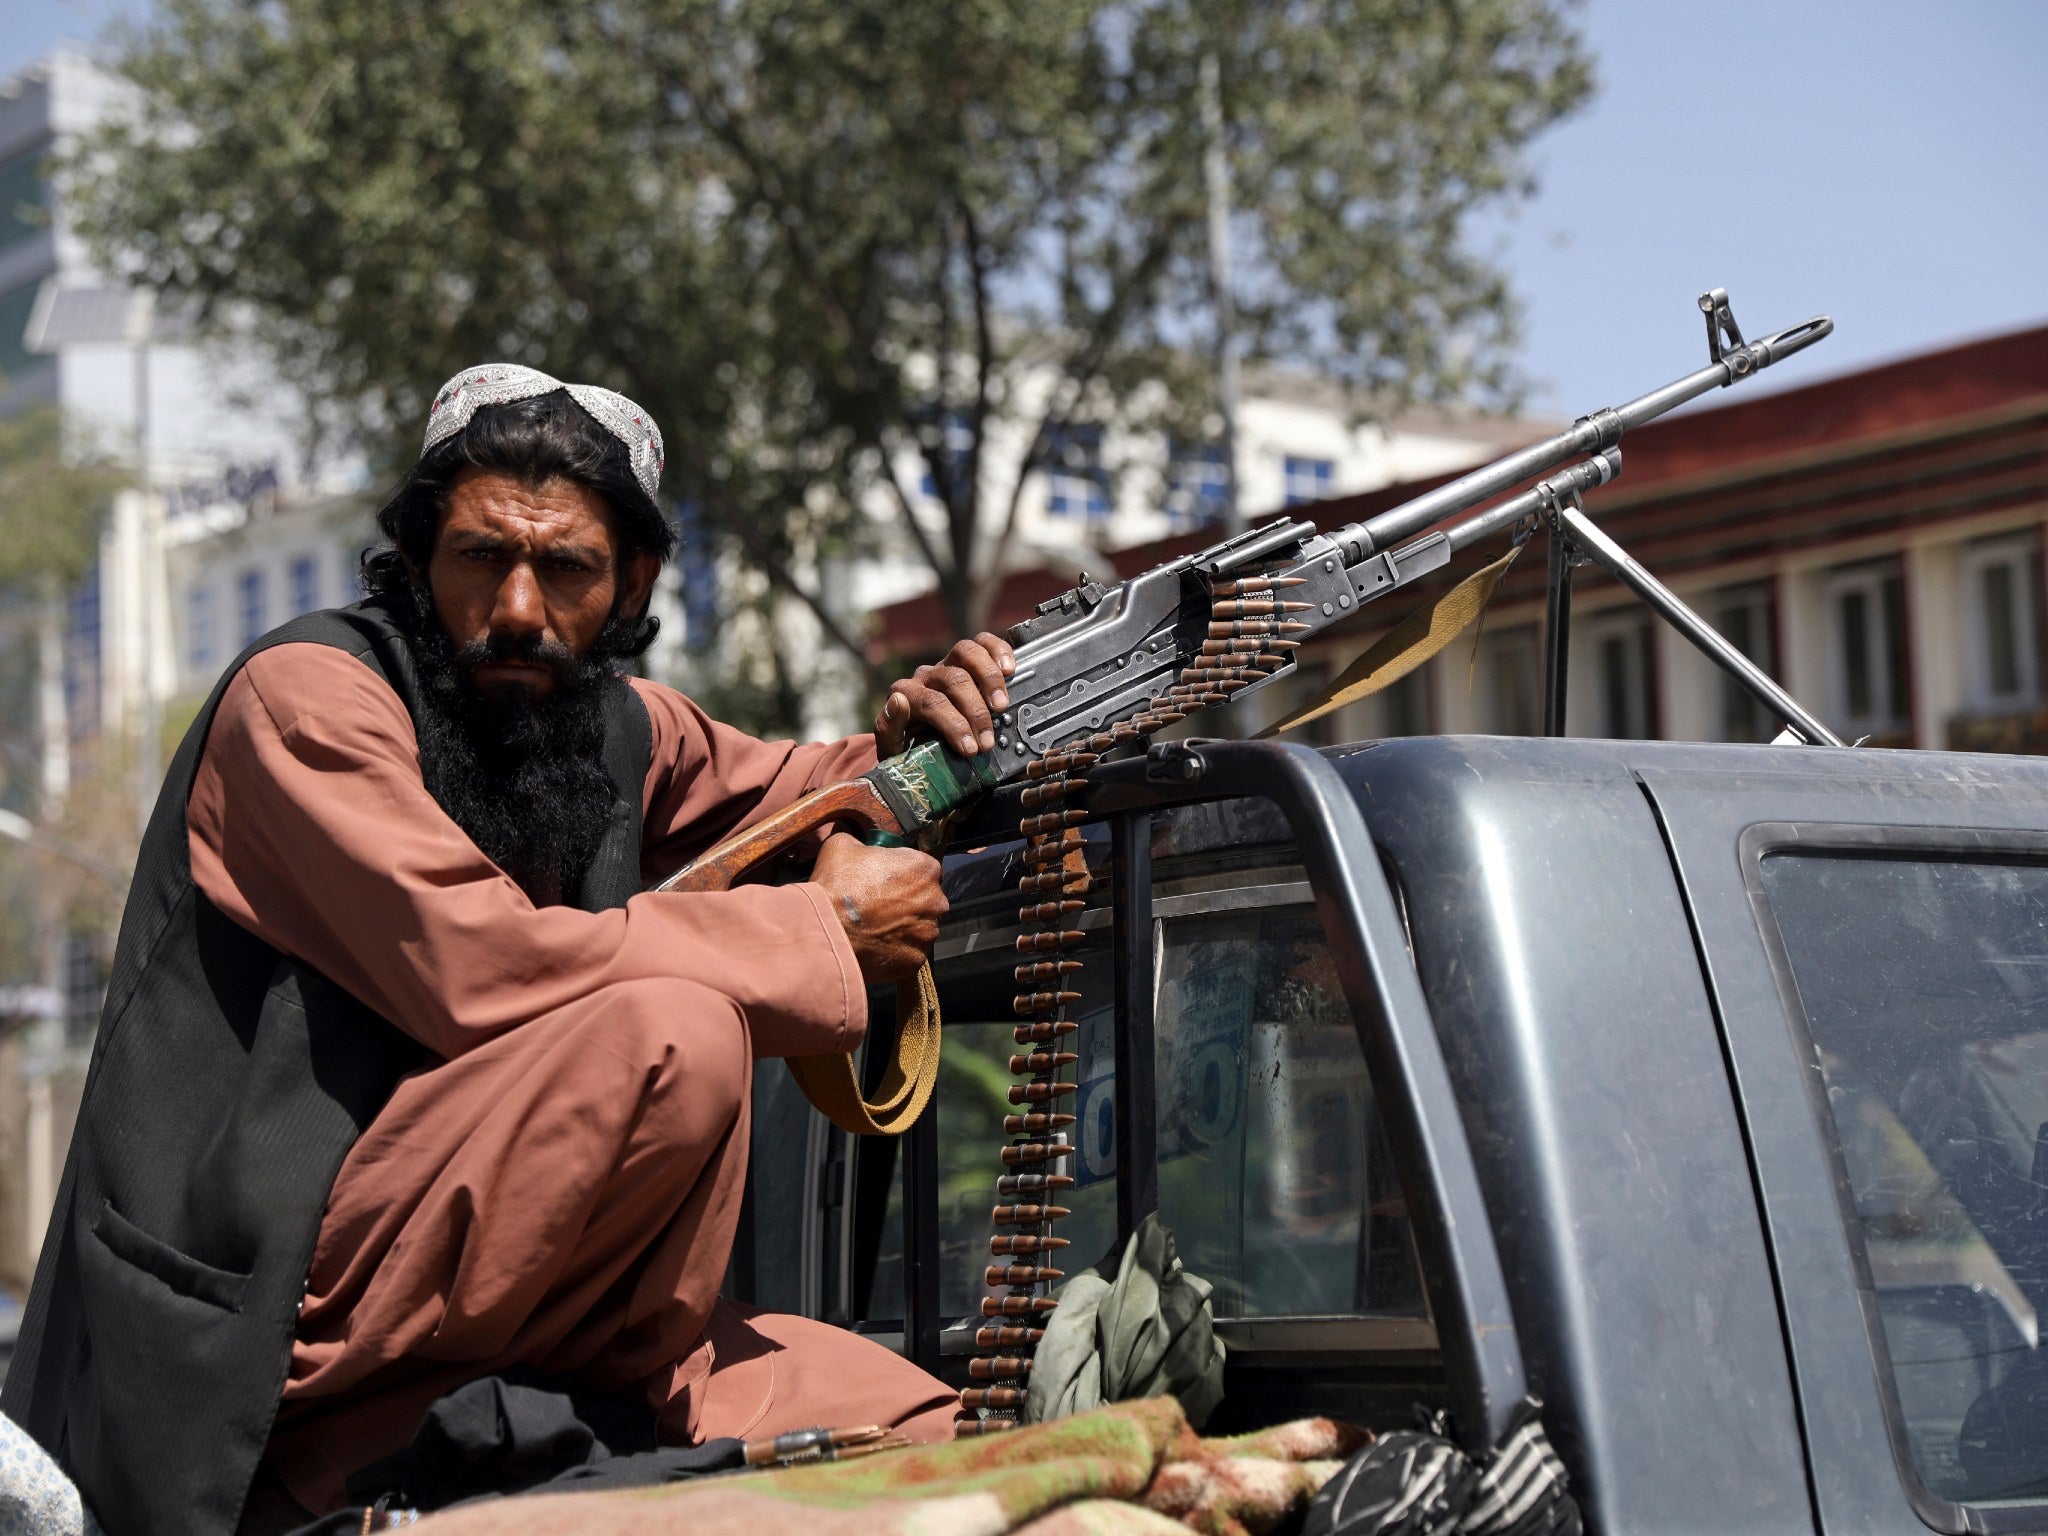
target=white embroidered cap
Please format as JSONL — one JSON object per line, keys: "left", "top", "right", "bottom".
{"left": 422, "top": 364, "right": 666, "bottom": 503}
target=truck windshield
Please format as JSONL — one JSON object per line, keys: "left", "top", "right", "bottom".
{"left": 1761, "top": 853, "right": 2048, "bottom": 1510}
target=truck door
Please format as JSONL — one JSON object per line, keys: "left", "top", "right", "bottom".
{"left": 1644, "top": 758, "right": 2048, "bottom": 1536}
{"left": 801, "top": 741, "right": 1532, "bottom": 1456}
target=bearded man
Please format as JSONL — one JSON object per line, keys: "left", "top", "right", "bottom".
{"left": 3, "top": 367, "right": 1014, "bottom": 1536}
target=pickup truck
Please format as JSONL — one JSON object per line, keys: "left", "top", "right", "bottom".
{"left": 726, "top": 732, "right": 2048, "bottom": 1536}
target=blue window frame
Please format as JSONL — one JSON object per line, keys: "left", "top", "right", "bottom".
{"left": 1166, "top": 441, "right": 1230, "bottom": 528}
{"left": 676, "top": 499, "right": 718, "bottom": 654}
{"left": 1283, "top": 455, "right": 1335, "bottom": 507}
{"left": 0, "top": 282, "right": 42, "bottom": 379}
{"left": 66, "top": 565, "right": 102, "bottom": 737}
{"left": 288, "top": 554, "right": 320, "bottom": 616}
{"left": 237, "top": 568, "right": 268, "bottom": 647}
{"left": 0, "top": 144, "right": 48, "bottom": 254}
{"left": 1045, "top": 426, "right": 1111, "bottom": 520}
{"left": 917, "top": 411, "right": 975, "bottom": 502}
{"left": 187, "top": 585, "right": 216, "bottom": 671}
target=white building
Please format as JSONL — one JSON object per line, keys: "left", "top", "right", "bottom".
{"left": 851, "top": 361, "right": 1549, "bottom": 621}
{"left": 2, "top": 51, "right": 370, "bottom": 752}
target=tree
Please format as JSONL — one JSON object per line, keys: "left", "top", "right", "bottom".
{"left": 0, "top": 394, "right": 125, "bottom": 817}
{"left": 0, "top": 394, "right": 127, "bottom": 1030}
{"left": 68, "top": 0, "right": 1591, "bottom": 695}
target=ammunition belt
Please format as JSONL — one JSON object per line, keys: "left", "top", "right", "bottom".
{"left": 956, "top": 575, "right": 1307, "bottom": 1434}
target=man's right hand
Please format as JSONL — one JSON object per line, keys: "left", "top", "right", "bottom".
{"left": 810, "top": 833, "right": 948, "bottom": 984}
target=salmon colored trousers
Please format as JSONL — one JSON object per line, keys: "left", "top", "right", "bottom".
{"left": 265, "top": 976, "right": 957, "bottom": 1514}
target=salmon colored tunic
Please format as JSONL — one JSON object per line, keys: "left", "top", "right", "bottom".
{"left": 187, "top": 644, "right": 955, "bottom": 1517}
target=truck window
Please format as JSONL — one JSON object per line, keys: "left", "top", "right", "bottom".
{"left": 855, "top": 863, "right": 1432, "bottom": 1346}
{"left": 850, "top": 926, "right": 1122, "bottom": 1329}
{"left": 1155, "top": 901, "right": 1426, "bottom": 1319}
{"left": 1759, "top": 853, "right": 2048, "bottom": 1512}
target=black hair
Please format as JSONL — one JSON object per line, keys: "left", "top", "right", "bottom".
{"left": 359, "top": 390, "right": 677, "bottom": 656}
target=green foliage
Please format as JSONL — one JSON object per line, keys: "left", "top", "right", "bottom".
{"left": 67, "top": 0, "right": 1590, "bottom": 660}
{"left": 0, "top": 393, "right": 124, "bottom": 592}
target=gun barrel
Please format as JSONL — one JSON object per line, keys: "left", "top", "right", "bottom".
{"left": 1441, "top": 449, "right": 1623, "bottom": 556}
{"left": 1335, "top": 313, "right": 1832, "bottom": 560}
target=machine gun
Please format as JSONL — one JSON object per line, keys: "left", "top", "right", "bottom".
{"left": 662, "top": 288, "right": 1837, "bottom": 899}
{"left": 662, "top": 288, "right": 1836, "bottom": 1434}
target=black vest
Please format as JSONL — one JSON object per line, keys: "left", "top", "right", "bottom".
{"left": 1, "top": 603, "right": 652, "bottom": 1536}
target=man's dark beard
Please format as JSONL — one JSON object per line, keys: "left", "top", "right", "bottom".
{"left": 403, "top": 600, "right": 631, "bottom": 906}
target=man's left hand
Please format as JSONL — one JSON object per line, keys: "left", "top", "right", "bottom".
{"left": 876, "top": 632, "right": 1017, "bottom": 759}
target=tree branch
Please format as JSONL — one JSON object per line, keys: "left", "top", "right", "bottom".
{"left": 718, "top": 503, "right": 887, "bottom": 692}
{"left": 974, "top": 225, "right": 1179, "bottom": 624}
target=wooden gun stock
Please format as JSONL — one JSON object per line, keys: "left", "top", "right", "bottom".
{"left": 654, "top": 778, "right": 904, "bottom": 894}
{"left": 649, "top": 776, "right": 936, "bottom": 1138}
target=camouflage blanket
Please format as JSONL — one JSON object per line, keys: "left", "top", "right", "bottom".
{"left": 415, "top": 1398, "right": 1366, "bottom": 1536}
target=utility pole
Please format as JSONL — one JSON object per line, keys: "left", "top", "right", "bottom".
{"left": 1200, "top": 49, "right": 1243, "bottom": 536}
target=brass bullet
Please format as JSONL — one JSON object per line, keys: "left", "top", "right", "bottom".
{"left": 1013, "top": 931, "right": 1086, "bottom": 954}
{"left": 1026, "top": 752, "right": 1098, "bottom": 778}
{"left": 1012, "top": 960, "right": 1082, "bottom": 984}
{"left": 1001, "top": 1141, "right": 1076, "bottom": 1165}
{"left": 1018, "top": 779, "right": 1083, "bottom": 808}
{"left": 991, "top": 1203, "right": 1072, "bottom": 1224}
{"left": 986, "top": 1264, "right": 1064, "bottom": 1287}
{"left": 1012, "top": 1019, "right": 1080, "bottom": 1044}
{"left": 1015, "top": 899, "right": 1086, "bottom": 924}
{"left": 1003, "top": 1111, "right": 1077, "bottom": 1135}
{"left": 1007, "top": 1051, "right": 1079, "bottom": 1074}
{"left": 990, "top": 1234, "right": 1071, "bottom": 1255}
{"left": 996, "top": 1174, "right": 1074, "bottom": 1195}
{"left": 1006, "top": 1080, "right": 1077, "bottom": 1105}
{"left": 981, "top": 1294, "right": 1060, "bottom": 1315}
{"left": 974, "top": 1325, "right": 1046, "bottom": 1348}
{"left": 960, "top": 1388, "right": 1027, "bottom": 1410}
{"left": 1019, "top": 810, "right": 1089, "bottom": 837}
{"left": 968, "top": 1356, "right": 1034, "bottom": 1380}
{"left": 1018, "top": 871, "right": 1091, "bottom": 896}
{"left": 954, "top": 1416, "right": 1016, "bottom": 1436}
{"left": 1011, "top": 990, "right": 1083, "bottom": 1015}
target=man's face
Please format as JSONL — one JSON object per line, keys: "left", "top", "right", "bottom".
{"left": 425, "top": 468, "right": 659, "bottom": 697}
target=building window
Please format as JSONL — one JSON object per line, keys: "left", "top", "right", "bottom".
{"left": 1825, "top": 560, "right": 1909, "bottom": 739}
{"left": 0, "top": 281, "right": 43, "bottom": 379}
{"left": 65, "top": 565, "right": 102, "bottom": 740}
{"left": 0, "top": 144, "right": 48, "bottom": 254}
{"left": 1045, "top": 426, "right": 1111, "bottom": 520}
{"left": 1583, "top": 610, "right": 1654, "bottom": 740}
{"left": 1165, "top": 440, "right": 1229, "bottom": 529}
{"left": 288, "top": 554, "right": 320, "bottom": 616}
{"left": 1282, "top": 455, "right": 1334, "bottom": 507}
{"left": 62, "top": 929, "right": 102, "bottom": 1049}
{"left": 916, "top": 411, "right": 974, "bottom": 503}
{"left": 1475, "top": 624, "right": 1540, "bottom": 736}
{"left": 1960, "top": 535, "right": 2042, "bottom": 713}
{"left": 187, "top": 585, "right": 216, "bottom": 672}
{"left": 1714, "top": 582, "right": 1778, "bottom": 742}
{"left": 236, "top": 568, "right": 268, "bottom": 647}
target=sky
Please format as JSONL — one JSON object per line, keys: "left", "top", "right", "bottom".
{"left": 5, "top": 0, "right": 2044, "bottom": 418}
{"left": 1483, "top": 0, "right": 2048, "bottom": 414}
